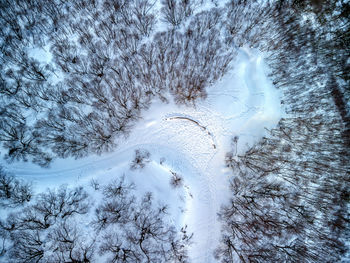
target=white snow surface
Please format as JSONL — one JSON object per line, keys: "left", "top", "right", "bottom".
{"left": 1, "top": 47, "right": 283, "bottom": 263}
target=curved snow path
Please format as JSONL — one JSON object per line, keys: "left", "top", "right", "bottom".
{"left": 3, "top": 48, "right": 283, "bottom": 263}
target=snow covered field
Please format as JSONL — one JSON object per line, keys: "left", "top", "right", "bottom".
{"left": 1, "top": 47, "right": 283, "bottom": 262}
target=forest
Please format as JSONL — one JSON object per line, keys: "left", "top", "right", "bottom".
{"left": 0, "top": 0, "right": 349, "bottom": 262}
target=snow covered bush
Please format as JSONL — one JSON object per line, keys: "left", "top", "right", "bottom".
{"left": 170, "top": 172, "right": 183, "bottom": 188}
{"left": 90, "top": 178, "right": 100, "bottom": 191}
{"left": 130, "top": 149, "right": 151, "bottom": 170}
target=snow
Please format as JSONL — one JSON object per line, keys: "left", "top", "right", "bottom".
{"left": 1, "top": 47, "right": 283, "bottom": 262}
{"left": 27, "top": 45, "right": 52, "bottom": 64}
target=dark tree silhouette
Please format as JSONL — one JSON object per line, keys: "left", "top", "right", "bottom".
{"left": 0, "top": 167, "right": 32, "bottom": 207}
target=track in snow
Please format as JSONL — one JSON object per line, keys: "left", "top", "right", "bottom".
{"left": 165, "top": 116, "right": 217, "bottom": 149}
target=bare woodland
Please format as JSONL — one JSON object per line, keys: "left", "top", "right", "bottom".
{"left": 0, "top": 176, "right": 191, "bottom": 262}
{"left": 215, "top": 0, "right": 350, "bottom": 262}
{"left": 0, "top": 0, "right": 349, "bottom": 262}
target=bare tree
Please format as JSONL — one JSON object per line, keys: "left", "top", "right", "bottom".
{"left": 0, "top": 168, "right": 32, "bottom": 207}
{"left": 161, "top": 0, "right": 199, "bottom": 27}
{"left": 8, "top": 230, "right": 44, "bottom": 263}
{"left": 94, "top": 177, "right": 136, "bottom": 229}
{"left": 48, "top": 219, "right": 95, "bottom": 263}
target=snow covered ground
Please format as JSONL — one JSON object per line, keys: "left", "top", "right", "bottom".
{"left": 1, "top": 47, "right": 283, "bottom": 262}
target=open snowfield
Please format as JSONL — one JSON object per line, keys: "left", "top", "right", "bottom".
{"left": 1, "top": 47, "right": 283, "bottom": 262}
